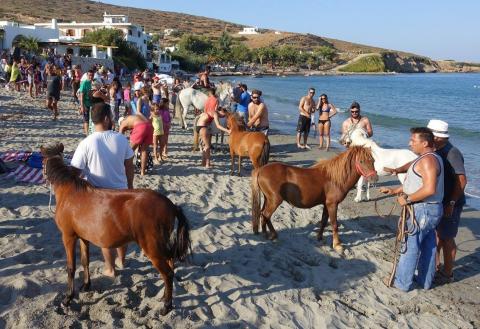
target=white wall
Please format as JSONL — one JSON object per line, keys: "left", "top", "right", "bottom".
{"left": 0, "top": 22, "right": 58, "bottom": 50}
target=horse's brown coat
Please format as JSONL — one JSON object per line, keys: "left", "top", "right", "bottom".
{"left": 41, "top": 143, "right": 191, "bottom": 316}
{"left": 251, "top": 146, "right": 377, "bottom": 252}
{"left": 226, "top": 112, "right": 270, "bottom": 176}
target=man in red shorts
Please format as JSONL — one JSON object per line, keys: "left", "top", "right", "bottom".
{"left": 119, "top": 114, "right": 153, "bottom": 176}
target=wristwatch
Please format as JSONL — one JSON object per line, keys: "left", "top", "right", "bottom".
{"left": 449, "top": 200, "right": 456, "bottom": 206}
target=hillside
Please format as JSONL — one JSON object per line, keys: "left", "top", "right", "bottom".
{"left": 1, "top": 0, "right": 479, "bottom": 73}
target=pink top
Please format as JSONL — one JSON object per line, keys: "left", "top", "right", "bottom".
{"left": 123, "top": 88, "right": 131, "bottom": 102}
{"left": 159, "top": 108, "right": 171, "bottom": 124}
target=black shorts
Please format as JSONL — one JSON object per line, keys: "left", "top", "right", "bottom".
{"left": 297, "top": 115, "right": 311, "bottom": 134}
{"left": 47, "top": 93, "right": 60, "bottom": 102}
{"left": 82, "top": 106, "right": 90, "bottom": 123}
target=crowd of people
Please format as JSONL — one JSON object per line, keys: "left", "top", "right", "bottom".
{"left": 1, "top": 53, "right": 468, "bottom": 293}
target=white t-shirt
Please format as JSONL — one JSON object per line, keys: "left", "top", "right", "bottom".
{"left": 71, "top": 131, "right": 134, "bottom": 189}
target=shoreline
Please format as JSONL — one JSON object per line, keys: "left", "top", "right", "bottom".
{"left": 1, "top": 88, "right": 479, "bottom": 328}
{"left": 209, "top": 70, "right": 480, "bottom": 77}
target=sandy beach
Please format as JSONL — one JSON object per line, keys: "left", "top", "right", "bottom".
{"left": 1, "top": 88, "right": 479, "bottom": 329}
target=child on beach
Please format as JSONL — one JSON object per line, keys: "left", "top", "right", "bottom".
{"left": 150, "top": 103, "right": 164, "bottom": 164}
{"left": 158, "top": 98, "right": 171, "bottom": 159}
{"left": 123, "top": 82, "right": 132, "bottom": 112}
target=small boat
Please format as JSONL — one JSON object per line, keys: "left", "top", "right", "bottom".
{"left": 251, "top": 73, "right": 263, "bottom": 78}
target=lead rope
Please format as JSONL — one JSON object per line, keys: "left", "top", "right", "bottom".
{"left": 386, "top": 202, "right": 418, "bottom": 287}
{"left": 48, "top": 183, "right": 56, "bottom": 214}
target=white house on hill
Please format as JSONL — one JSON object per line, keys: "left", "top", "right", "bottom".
{"left": 34, "top": 13, "right": 150, "bottom": 58}
{"left": 0, "top": 20, "right": 58, "bottom": 50}
{"left": 238, "top": 27, "right": 259, "bottom": 35}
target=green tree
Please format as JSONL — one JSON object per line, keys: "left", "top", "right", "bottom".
{"left": 81, "top": 28, "right": 146, "bottom": 70}
{"left": 17, "top": 36, "right": 40, "bottom": 54}
{"left": 315, "top": 46, "right": 337, "bottom": 62}
{"left": 177, "top": 34, "right": 214, "bottom": 55}
{"left": 278, "top": 46, "right": 298, "bottom": 66}
{"left": 81, "top": 28, "right": 123, "bottom": 46}
{"left": 217, "top": 31, "right": 233, "bottom": 53}
{"left": 231, "top": 44, "right": 251, "bottom": 64}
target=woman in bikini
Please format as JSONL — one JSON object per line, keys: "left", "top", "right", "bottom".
{"left": 316, "top": 94, "right": 337, "bottom": 151}
{"left": 195, "top": 88, "right": 230, "bottom": 168}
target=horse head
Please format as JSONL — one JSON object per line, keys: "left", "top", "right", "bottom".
{"left": 40, "top": 143, "right": 65, "bottom": 182}
{"left": 347, "top": 128, "right": 370, "bottom": 147}
{"left": 225, "top": 111, "right": 246, "bottom": 131}
{"left": 40, "top": 142, "right": 64, "bottom": 159}
{"left": 352, "top": 146, "right": 378, "bottom": 183}
{"left": 216, "top": 81, "right": 233, "bottom": 110}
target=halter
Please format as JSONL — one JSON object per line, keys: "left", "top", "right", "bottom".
{"left": 355, "top": 158, "right": 377, "bottom": 179}
{"left": 42, "top": 154, "right": 62, "bottom": 214}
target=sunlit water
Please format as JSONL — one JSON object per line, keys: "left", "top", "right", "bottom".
{"left": 220, "top": 73, "right": 480, "bottom": 209}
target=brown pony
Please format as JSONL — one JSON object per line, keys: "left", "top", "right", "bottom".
{"left": 226, "top": 112, "right": 270, "bottom": 176}
{"left": 251, "top": 146, "right": 377, "bottom": 252}
{"left": 41, "top": 143, "right": 191, "bottom": 316}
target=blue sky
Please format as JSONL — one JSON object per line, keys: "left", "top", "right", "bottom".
{"left": 100, "top": 0, "right": 479, "bottom": 62}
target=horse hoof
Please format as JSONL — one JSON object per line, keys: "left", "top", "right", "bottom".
{"left": 354, "top": 197, "right": 361, "bottom": 203}
{"left": 159, "top": 301, "right": 173, "bottom": 316}
{"left": 333, "top": 245, "right": 344, "bottom": 254}
{"left": 61, "top": 296, "right": 72, "bottom": 308}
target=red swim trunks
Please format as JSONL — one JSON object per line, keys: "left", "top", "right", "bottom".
{"left": 130, "top": 121, "right": 153, "bottom": 145}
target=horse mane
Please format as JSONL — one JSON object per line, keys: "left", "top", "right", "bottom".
{"left": 45, "top": 156, "right": 93, "bottom": 191}
{"left": 41, "top": 143, "right": 93, "bottom": 191}
{"left": 228, "top": 112, "right": 247, "bottom": 131}
{"left": 312, "top": 146, "right": 371, "bottom": 186}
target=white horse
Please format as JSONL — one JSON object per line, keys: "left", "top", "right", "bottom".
{"left": 174, "top": 81, "right": 233, "bottom": 129}
{"left": 349, "top": 128, "right": 417, "bottom": 202}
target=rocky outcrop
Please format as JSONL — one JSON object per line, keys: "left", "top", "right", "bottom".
{"left": 381, "top": 52, "right": 439, "bottom": 73}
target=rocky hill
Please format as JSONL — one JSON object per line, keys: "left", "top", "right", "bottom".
{"left": 1, "top": 0, "right": 478, "bottom": 73}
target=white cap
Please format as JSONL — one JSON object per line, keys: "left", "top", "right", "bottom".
{"left": 427, "top": 119, "right": 449, "bottom": 138}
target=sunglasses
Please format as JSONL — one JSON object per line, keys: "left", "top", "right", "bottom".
{"left": 251, "top": 96, "right": 259, "bottom": 99}
{"left": 351, "top": 110, "right": 359, "bottom": 114}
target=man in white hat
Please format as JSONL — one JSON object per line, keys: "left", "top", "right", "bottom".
{"left": 427, "top": 119, "right": 467, "bottom": 284}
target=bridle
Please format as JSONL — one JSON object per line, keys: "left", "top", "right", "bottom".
{"left": 355, "top": 158, "right": 377, "bottom": 179}
{"left": 42, "top": 154, "right": 63, "bottom": 214}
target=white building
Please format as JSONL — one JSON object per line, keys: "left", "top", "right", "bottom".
{"left": 0, "top": 20, "right": 58, "bottom": 50}
{"left": 238, "top": 27, "right": 259, "bottom": 35}
{"left": 34, "top": 13, "right": 150, "bottom": 58}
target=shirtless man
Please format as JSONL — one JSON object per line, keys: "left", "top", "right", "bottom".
{"left": 296, "top": 88, "right": 316, "bottom": 149}
{"left": 119, "top": 114, "right": 153, "bottom": 176}
{"left": 247, "top": 89, "right": 269, "bottom": 135}
{"left": 341, "top": 101, "right": 373, "bottom": 146}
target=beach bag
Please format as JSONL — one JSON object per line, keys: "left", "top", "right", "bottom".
{"left": 135, "top": 150, "right": 154, "bottom": 172}
{"left": 27, "top": 152, "right": 43, "bottom": 168}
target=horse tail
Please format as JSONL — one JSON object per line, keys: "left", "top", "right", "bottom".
{"left": 251, "top": 168, "right": 262, "bottom": 234}
{"left": 172, "top": 206, "right": 192, "bottom": 262}
{"left": 174, "top": 92, "right": 185, "bottom": 128}
{"left": 259, "top": 137, "right": 270, "bottom": 167}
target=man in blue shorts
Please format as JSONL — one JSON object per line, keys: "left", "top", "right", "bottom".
{"left": 428, "top": 120, "right": 467, "bottom": 284}
{"left": 78, "top": 70, "right": 94, "bottom": 135}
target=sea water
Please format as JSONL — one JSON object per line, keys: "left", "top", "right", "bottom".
{"left": 224, "top": 73, "right": 480, "bottom": 209}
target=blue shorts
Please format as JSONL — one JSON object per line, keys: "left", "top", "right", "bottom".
{"left": 152, "top": 94, "right": 161, "bottom": 104}
{"left": 436, "top": 204, "right": 463, "bottom": 239}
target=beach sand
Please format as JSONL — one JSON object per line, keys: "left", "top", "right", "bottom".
{"left": 0, "top": 88, "right": 479, "bottom": 328}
